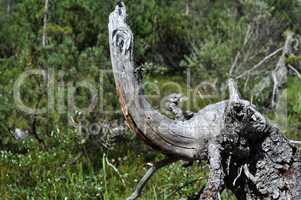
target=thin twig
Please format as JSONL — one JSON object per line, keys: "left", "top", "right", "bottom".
{"left": 42, "top": 0, "right": 49, "bottom": 47}
{"left": 126, "top": 157, "right": 178, "bottom": 200}
{"left": 290, "top": 140, "right": 301, "bottom": 145}
{"left": 243, "top": 25, "right": 252, "bottom": 47}
{"left": 243, "top": 73, "right": 250, "bottom": 92}
{"left": 243, "top": 164, "right": 258, "bottom": 184}
{"left": 105, "top": 155, "right": 126, "bottom": 186}
{"left": 288, "top": 65, "right": 301, "bottom": 81}
{"left": 229, "top": 24, "right": 252, "bottom": 77}
{"left": 236, "top": 48, "right": 283, "bottom": 79}
{"left": 233, "top": 166, "right": 243, "bottom": 186}
{"left": 229, "top": 51, "right": 241, "bottom": 77}
{"left": 271, "top": 71, "right": 278, "bottom": 108}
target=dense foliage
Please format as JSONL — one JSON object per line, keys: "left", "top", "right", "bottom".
{"left": 0, "top": 0, "right": 300, "bottom": 199}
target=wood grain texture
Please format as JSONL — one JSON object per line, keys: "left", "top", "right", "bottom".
{"left": 108, "top": 2, "right": 301, "bottom": 200}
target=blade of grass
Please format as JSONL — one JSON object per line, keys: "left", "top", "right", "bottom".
{"left": 102, "top": 153, "right": 109, "bottom": 200}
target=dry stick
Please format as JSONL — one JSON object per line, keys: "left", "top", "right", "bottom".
{"left": 229, "top": 25, "right": 252, "bottom": 77}
{"left": 288, "top": 65, "right": 301, "bottom": 81}
{"left": 271, "top": 71, "right": 279, "bottom": 108}
{"left": 185, "top": 0, "right": 190, "bottom": 15}
{"left": 233, "top": 166, "right": 243, "bottom": 186}
{"left": 243, "top": 164, "right": 258, "bottom": 184}
{"left": 229, "top": 51, "right": 241, "bottom": 77}
{"left": 236, "top": 48, "right": 283, "bottom": 79}
{"left": 105, "top": 156, "right": 126, "bottom": 186}
{"left": 42, "top": 0, "right": 49, "bottom": 47}
{"left": 42, "top": 0, "right": 50, "bottom": 137}
{"left": 243, "top": 25, "right": 252, "bottom": 47}
{"left": 126, "top": 157, "right": 178, "bottom": 200}
{"left": 228, "top": 79, "right": 241, "bottom": 101}
{"left": 290, "top": 140, "right": 301, "bottom": 145}
{"left": 243, "top": 74, "right": 250, "bottom": 93}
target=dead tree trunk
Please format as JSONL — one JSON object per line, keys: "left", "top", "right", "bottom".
{"left": 108, "top": 2, "right": 301, "bottom": 200}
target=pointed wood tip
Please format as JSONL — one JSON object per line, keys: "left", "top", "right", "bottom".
{"left": 117, "top": 1, "right": 124, "bottom": 8}
{"left": 228, "top": 79, "right": 240, "bottom": 102}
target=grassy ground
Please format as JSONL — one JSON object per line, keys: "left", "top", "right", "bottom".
{"left": 0, "top": 76, "right": 299, "bottom": 200}
{"left": 0, "top": 139, "right": 236, "bottom": 200}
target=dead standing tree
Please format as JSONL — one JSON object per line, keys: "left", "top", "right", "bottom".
{"left": 108, "top": 2, "right": 301, "bottom": 200}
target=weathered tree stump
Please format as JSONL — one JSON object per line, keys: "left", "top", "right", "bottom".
{"left": 108, "top": 2, "right": 301, "bottom": 200}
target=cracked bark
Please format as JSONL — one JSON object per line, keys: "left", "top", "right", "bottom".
{"left": 108, "top": 2, "right": 301, "bottom": 200}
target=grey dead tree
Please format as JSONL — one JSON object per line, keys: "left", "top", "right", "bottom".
{"left": 270, "top": 31, "right": 294, "bottom": 109}
{"left": 108, "top": 2, "right": 301, "bottom": 200}
{"left": 237, "top": 31, "right": 300, "bottom": 109}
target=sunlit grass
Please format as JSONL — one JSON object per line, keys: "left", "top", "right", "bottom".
{"left": 0, "top": 137, "right": 237, "bottom": 200}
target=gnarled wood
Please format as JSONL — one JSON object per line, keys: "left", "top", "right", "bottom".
{"left": 108, "top": 2, "right": 301, "bottom": 200}
{"left": 108, "top": 2, "right": 226, "bottom": 161}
